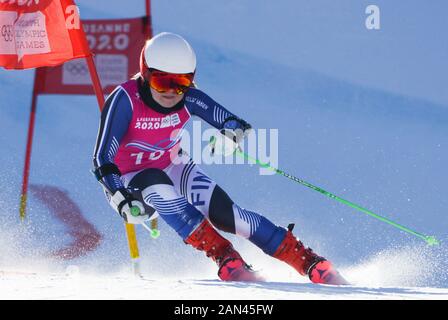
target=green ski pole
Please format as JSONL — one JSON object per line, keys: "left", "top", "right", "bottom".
{"left": 233, "top": 148, "right": 439, "bottom": 246}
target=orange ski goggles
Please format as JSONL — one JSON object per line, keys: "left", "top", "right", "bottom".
{"left": 148, "top": 69, "right": 194, "bottom": 95}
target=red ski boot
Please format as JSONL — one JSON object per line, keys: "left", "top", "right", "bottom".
{"left": 217, "top": 251, "right": 264, "bottom": 282}
{"left": 185, "top": 219, "right": 264, "bottom": 282}
{"left": 273, "top": 229, "right": 349, "bottom": 285}
{"left": 308, "top": 260, "right": 349, "bottom": 285}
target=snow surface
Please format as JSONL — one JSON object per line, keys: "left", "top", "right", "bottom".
{"left": 0, "top": 0, "right": 447, "bottom": 299}
{"left": 1, "top": 271, "right": 447, "bottom": 300}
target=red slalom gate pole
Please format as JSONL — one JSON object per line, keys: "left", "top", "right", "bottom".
{"left": 145, "top": 0, "right": 151, "bottom": 20}
{"left": 19, "top": 70, "right": 42, "bottom": 221}
{"left": 19, "top": 57, "right": 102, "bottom": 222}
{"left": 145, "top": 0, "right": 152, "bottom": 39}
{"left": 85, "top": 55, "right": 105, "bottom": 108}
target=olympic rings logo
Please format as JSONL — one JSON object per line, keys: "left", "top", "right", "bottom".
{"left": 65, "top": 62, "right": 88, "bottom": 76}
{"left": 1, "top": 25, "right": 13, "bottom": 42}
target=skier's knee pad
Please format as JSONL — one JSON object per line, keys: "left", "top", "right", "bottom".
{"left": 208, "top": 185, "right": 236, "bottom": 234}
{"left": 129, "top": 168, "right": 179, "bottom": 209}
{"left": 130, "top": 168, "right": 204, "bottom": 239}
{"left": 127, "top": 169, "right": 174, "bottom": 218}
{"left": 128, "top": 169, "right": 173, "bottom": 217}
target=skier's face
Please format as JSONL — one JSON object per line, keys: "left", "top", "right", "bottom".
{"left": 150, "top": 87, "right": 184, "bottom": 108}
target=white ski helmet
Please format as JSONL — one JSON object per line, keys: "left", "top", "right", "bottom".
{"left": 139, "top": 32, "right": 196, "bottom": 77}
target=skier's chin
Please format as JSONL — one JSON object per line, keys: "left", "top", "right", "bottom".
{"left": 160, "top": 95, "right": 180, "bottom": 108}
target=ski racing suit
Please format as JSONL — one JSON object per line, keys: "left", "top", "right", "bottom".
{"left": 92, "top": 77, "right": 346, "bottom": 284}
{"left": 93, "top": 78, "right": 286, "bottom": 255}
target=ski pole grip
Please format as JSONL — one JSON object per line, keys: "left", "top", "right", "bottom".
{"left": 130, "top": 206, "right": 141, "bottom": 217}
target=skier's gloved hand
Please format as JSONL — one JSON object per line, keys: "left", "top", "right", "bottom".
{"left": 222, "top": 117, "right": 252, "bottom": 143}
{"left": 210, "top": 117, "right": 252, "bottom": 156}
{"left": 109, "top": 188, "right": 148, "bottom": 224}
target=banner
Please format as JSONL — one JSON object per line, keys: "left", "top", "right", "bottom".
{"left": 35, "top": 16, "right": 150, "bottom": 95}
{"left": 0, "top": 0, "right": 90, "bottom": 70}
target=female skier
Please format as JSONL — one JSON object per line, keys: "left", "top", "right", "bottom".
{"left": 93, "top": 32, "right": 348, "bottom": 285}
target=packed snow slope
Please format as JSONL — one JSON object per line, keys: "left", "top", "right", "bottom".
{"left": 0, "top": 0, "right": 447, "bottom": 299}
